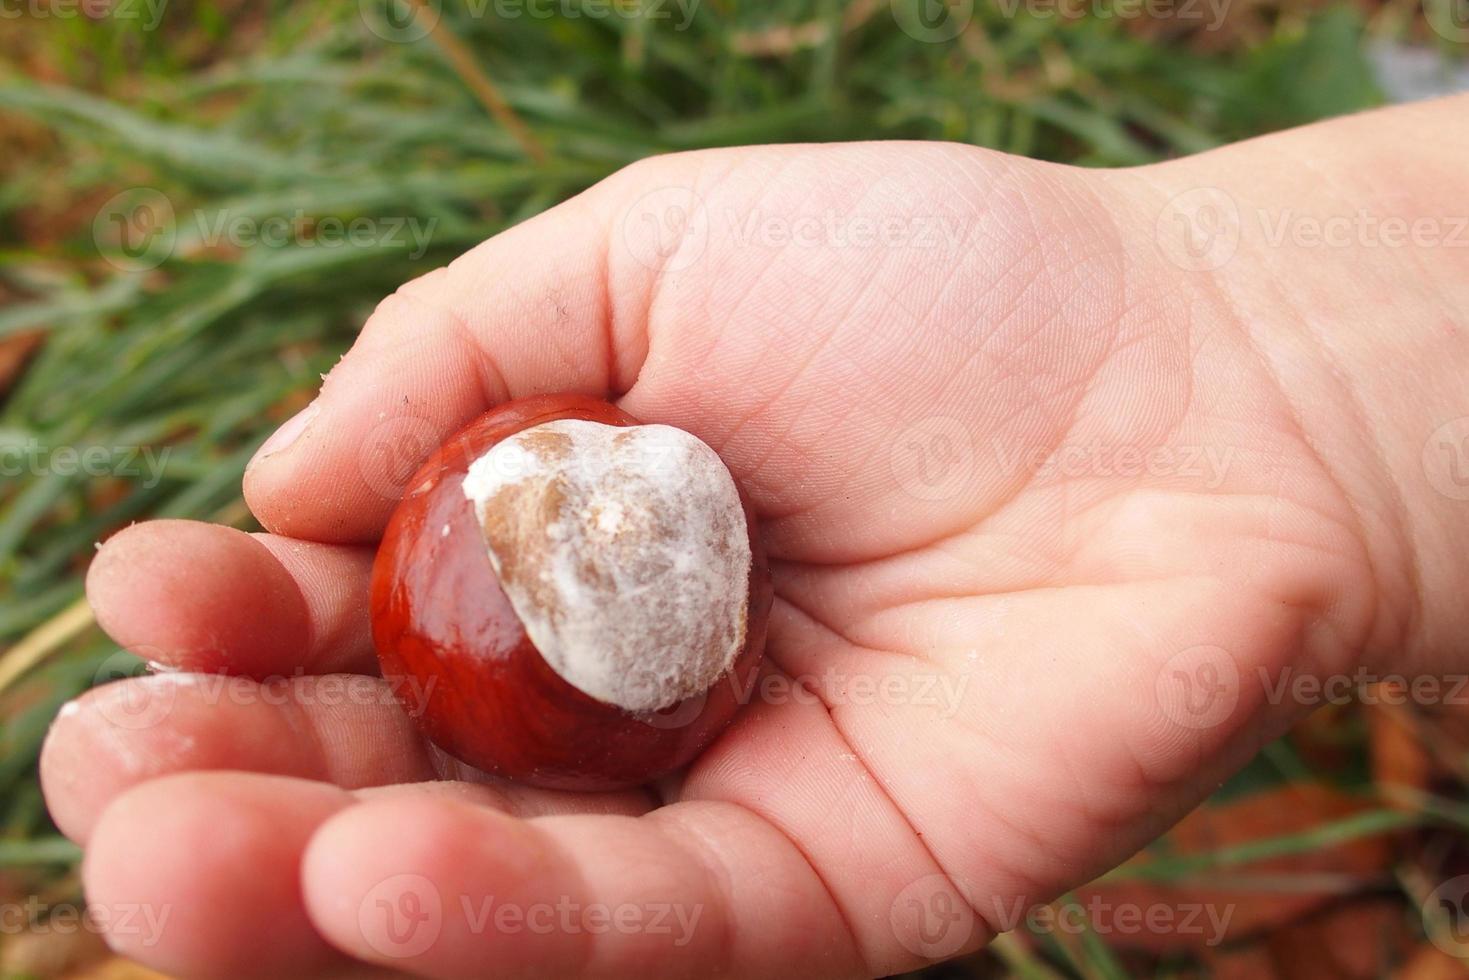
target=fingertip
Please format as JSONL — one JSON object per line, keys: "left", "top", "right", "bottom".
{"left": 87, "top": 520, "right": 312, "bottom": 676}
{"left": 242, "top": 291, "right": 492, "bottom": 544}
{"left": 83, "top": 773, "right": 354, "bottom": 980}
{"left": 249, "top": 400, "right": 319, "bottom": 469}
{"left": 40, "top": 675, "right": 321, "bottom": 844}
{"left": 240, "top": 188, "right": 631, "bottom": 545}
{"left": 40, "top": 670, "right": 454, "bottom": 851}
{"left": 43, "top": 677, "right": 215, "bottom": 844}
{"left": 39, "top": 698, "right": 97, "bottom": 843}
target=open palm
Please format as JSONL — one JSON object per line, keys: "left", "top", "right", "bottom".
{"left": 43, "top": 143, "right": 1380, "bottom": 979}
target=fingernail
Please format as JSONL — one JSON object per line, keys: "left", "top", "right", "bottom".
{"left": 251, "top": 401, "right": 318, "bottom": 468}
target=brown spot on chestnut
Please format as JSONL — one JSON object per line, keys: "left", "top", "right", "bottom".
{"left": 370, "top": 394, "right": 771, "bottom": 790}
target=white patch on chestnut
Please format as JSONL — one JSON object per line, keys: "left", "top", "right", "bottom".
{"left": 462, "top": 419, "right": 751, "bottom": 713}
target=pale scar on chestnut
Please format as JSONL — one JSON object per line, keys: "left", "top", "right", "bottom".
{"left": 462, "top": 418, "right": 752, "bottom": 714}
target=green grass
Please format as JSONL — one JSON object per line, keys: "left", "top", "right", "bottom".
{"left": 0, "top": 1, "right": 1462, "bottom": 976}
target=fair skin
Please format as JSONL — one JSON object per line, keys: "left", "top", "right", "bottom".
{"left": 41, "top": 95, "right": 1469, "bottom": 979}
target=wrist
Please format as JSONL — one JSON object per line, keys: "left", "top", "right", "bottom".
{"left": 1120, "top": 96, "right": 1469, "bottom": 677}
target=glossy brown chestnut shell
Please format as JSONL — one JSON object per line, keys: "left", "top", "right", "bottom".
{"left": 370, "top": 394, "right": 771, "bottom": 790}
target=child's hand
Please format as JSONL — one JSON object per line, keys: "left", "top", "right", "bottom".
{"left": 42, "top": 97, "right": 1469, "bottom": 979}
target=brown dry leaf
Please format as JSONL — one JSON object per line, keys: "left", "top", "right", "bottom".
{"left": 1412, "top": 695, "right": 1469, "bottom": 785}
{"left": 1203, "top": 943, "right": 1285, "bottom": 980}
{"left": 1078, "top": 783, "right": 1396, "bottom": 953}
{"left": 1202, "top": 898, "right": 1421, "bottom": 980}
{"left": 0, "top": 329, "right": 45, "bottom": 397}
{"left": 1291, "top": 702, "right": 1361, "bottom": 774}
{"left": 727, "top": 0, "right": 882, "bottom": 56}
{"left": 1264, "top": 896, "right": 1416, "bottom": 979}
{"left": 1368, "top": 700, "right": 1433, "bottom": 807}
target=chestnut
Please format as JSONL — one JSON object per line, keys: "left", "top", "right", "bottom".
{"left": 370, "top": 394, "right": 771, "bottom": 790}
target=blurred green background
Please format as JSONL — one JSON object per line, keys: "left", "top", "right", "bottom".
{"left": 1, "top": 1, "right": 1467, "bottom": 977}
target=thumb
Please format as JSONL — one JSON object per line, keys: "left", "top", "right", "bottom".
{"left": 241, "top": 157, "right": 698, "bottom": 543}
